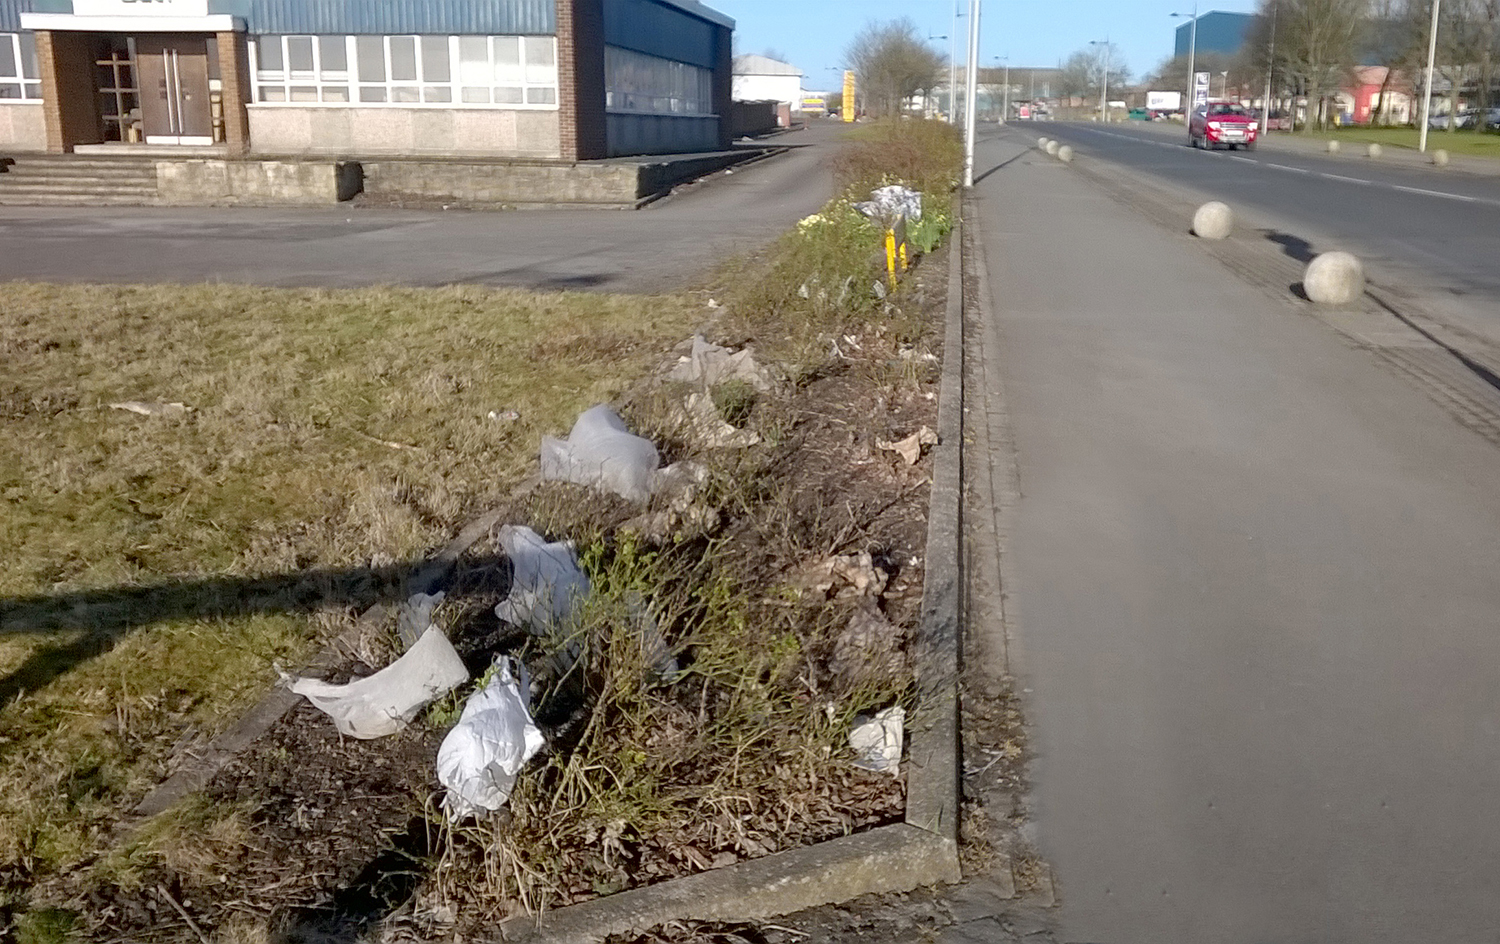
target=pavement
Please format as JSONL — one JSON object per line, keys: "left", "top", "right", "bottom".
{"left": 958, "top": 127, "right": 1500, "bottom": 943}
{"left": 0, "top": 122, "right": 842, "bottom": 294}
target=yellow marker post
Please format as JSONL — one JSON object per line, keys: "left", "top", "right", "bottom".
{"left": 843, "top": 70, "right": 857, "bottom": 122}
{"left": 885, "top": 229, "right": 898, "bottom": 290}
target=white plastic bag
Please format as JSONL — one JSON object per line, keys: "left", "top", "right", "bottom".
{"left": 849, "top": 706, "right": 905, "bottom": 774}
{"left": 493, "top": 525, "right": 590, "bottom": 634}
{"left": 289, "top": 627, "right": 468, "bottom": 739}
{"left": 855, "top": 185, "right": 923, "bottom": 225}
{"left": 436, "top": 659, "right": 546, "bottom": 820}
{"left": 540, "top": 405, "right": 660, "bottom": 503}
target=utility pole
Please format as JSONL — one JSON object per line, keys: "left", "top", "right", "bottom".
{"left": 963, "top": 0, "right": 981, "bottom": 187}
{"left": 1418, "top": 0, "right": 1441, "bottom": 152}
{"left": 1261, "top": 0, "right": 1278, "bottom": 132}
{"left": 1172, "top": 3, "right": 1200, "bottom": 116}
{"left": 1091, "top": 38, "right": 1110, "bottom": 122}
{"left": 949, "top": 1, "right": 963, "bottom": 124}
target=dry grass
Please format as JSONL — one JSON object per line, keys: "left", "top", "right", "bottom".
{"left": 0, "top": 282, "right": 701, "bottom": 904}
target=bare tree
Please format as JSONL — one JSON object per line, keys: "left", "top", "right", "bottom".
{"left": 845, "top": 18, "right": 945, "bottom": 118}
{"left": 1058, "top": 45, "right": 1130, "bottom": 113}
{"left": 1273, "top": 0, "right": 1368, "bottom": 129}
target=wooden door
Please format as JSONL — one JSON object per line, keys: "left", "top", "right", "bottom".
{"left": 136, "top": 36, "right": 212, "bottom": 144}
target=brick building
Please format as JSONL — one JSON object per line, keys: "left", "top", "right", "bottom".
{"left": 0, "top": 0, "right": 733, "bottom": 159}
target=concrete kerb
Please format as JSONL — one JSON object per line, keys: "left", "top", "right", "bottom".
{"left": 495, "top": 198, "right": 969, "bottom": 943}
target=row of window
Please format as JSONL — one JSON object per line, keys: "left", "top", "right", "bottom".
{"left": 2, "top": 30, "right": 717, "bottom": 116}
{"left": 605, "top": 45, "right": 713, "bottom": 117}
{"left": 1, "top": 32, "right": 41, "bottom": 100}
{"left": 251, "top": 34, "right": 558, "bottom": 106}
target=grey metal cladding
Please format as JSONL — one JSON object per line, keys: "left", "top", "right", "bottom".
{"left": 603, "top": 0, "right": 720, "bottom": 70}
{"left": 244, "top": 0, "right": 556, "bottom": 36}
{"left": 0, "top": 0, "right": 43, "bottom": 33}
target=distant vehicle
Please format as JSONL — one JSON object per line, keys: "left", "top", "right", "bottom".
{"left": 1487, "top": 108, "right": 1500, "bottom": 129}
{"left": 1189, "top": 100, "right": 1259, "bottom": 150}
{"left": 1427, "top": 110, "right": 1476, "bottom": 130}
{"left": 1129, "top": 107, "right": 1149, "bottom": 121}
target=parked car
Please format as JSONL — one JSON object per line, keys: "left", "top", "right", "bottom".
{"left": 1188, "top": 101, "right": 1260, "bottom": 150}
{"left": 1485, "top": 107, "right": 1500, "bottom": 129}
{"left": 1427, "top": 110, "right": 1476, "bottom": 130}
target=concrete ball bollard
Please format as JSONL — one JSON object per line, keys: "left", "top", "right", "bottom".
{"left": 1367, "top": 143, "right": 1383, "bottom": 159}
{"left": 1327, "top": 140, "right": 1341, "bottom": 154}
{"left": 1038, "top": 136, "right": 1050, "bottom": 149}
{"left": 1303, "top": 251, "right": 1365, "bottom": 306}
{"left": 1057, "top": 145, "right": 1074, "bottom": 163}
{"left": 1045, "top": 141, "right": 1061, "bottom": 156}
{"left": 1432, "top": 148, "right": 1450, "bottom": 167}
{"left": 1192, "top": 201, "right": 1234, "bottom": 240}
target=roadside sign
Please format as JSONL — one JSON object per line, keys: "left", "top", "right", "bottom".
{"left": 802, "top": 97, "right": 826, "bottom": 115}
{"left": 843, "top": 70, "right": 856, "bottom": 122}
{"left": 1193, "top": 72, "right": 1210, "bottom": 110}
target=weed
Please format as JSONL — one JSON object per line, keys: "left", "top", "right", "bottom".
{"left": 709, "top": 379, "right": 758, "bottom": 428}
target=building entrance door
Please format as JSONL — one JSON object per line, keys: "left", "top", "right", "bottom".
{"left": 135, "top": 36, "right": 212, "bottom": 145}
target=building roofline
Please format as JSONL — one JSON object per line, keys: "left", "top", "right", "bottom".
{"left": 650, "top": 0, "right": 733, "bottom": 30}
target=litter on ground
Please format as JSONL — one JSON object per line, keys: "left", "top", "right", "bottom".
{"left": 541, "top": 404, "right": 660, "bottom": 503}
{"left": 877, "top": 426, "right": 939, "bottom": 466}
{"left": 493, "top": 525, "right": 590, "bottom": 634}
{"left": 288, "top": 627, "right": 469, "bottom": 739}
{"left": 436, "top": 658, "right": 545, "bottom": 820}
{"left": 849, "top": 706, "right": 905, "bottom": 775}
{"left": 666, "top": 335, "right": 775, "bottom": 391}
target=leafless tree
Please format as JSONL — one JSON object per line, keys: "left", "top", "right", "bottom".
{"left": 1270, "top": 0, "right": 1368, "bottom": 129}
{"left": 845, "top": 18, "right": 945, "bottom": 118}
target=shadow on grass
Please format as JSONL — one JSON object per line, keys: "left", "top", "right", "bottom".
{"left": 0, "top": 553, "right": 506, "bottom": 709}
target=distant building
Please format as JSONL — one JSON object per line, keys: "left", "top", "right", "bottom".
{"left": 0, "top": 0, "right": 736, "bottom": 159}
{"left": 731, "top": 54, "right": 802, "bottom": 112}
{"left": 1175, "top": 11, "right": 1254, "bottom": 59}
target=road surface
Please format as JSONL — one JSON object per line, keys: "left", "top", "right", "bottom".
{"left": 1027, "top": 121, "right": 1500, "bottom": 348}
{"left": 967, "top": 130, "right": 1500, "bottom": 943}
{"left": 0, "top": 124, "right": 839, "bottom": 293}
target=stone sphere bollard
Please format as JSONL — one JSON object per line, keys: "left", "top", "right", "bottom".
{"left": 1045, "top": 140, "right": 1061, "bottom": 156}
{"left": 1327, "top": 140, "right": 1341, "bottom": 154}
{"left": 1038, "top": 136, "right": 1050, "bottom": 148}
{"left": 1432, "top": 148, "right": 1450, "bottom": 166}
{"left": 1192, "top": 201, "right": 1234, "bottom": 240}
{"left": 1367, "top": 143, "right": 1383, "bottom": 159}
{"left": 1303, "top": 251, "right": 1365, "bottom": 305}
{"left": 1057, "top": 145, "right": 1074, "bottom": 163}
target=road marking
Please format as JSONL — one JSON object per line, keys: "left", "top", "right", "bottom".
{"left": 1318, "top": 172, "right": 1374, "bottom": 185}
{"left": 1228, "top": 155, "right": 1257, "bottom": 163}
{"left": 1392, "top": 184, "right": 1482, "bottom": 204}
{"left": 1266, "top": 163, "right": 1312, "bottom": 174}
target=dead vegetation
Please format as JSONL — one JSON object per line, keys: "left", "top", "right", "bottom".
{"left": 1, "top": 119, "right": 965, "bottom": 942}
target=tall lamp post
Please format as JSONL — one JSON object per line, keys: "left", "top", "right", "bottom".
{"left": 1171, "top": 3, "right": 1200, "bottom": 115}
{"left": 963, "top": 0, "right": 981, "bottom": 187}
{"left": 950, "top": 1, "right": 966, "bottom": 124}
{"left": 929, "top": 34, "right": 947, "bottom": 119}
{"left": 995, "top": 56, "right": 1010, "bottom": 122}
{"left": 1261, "top": 0, "right": 1278, "bottom": 132}
{"left": 1090, "top": 38, "right": 1110, "bottom": 122}
{"left": 1418, "top": 0, "right": 1441, "bottom": 152}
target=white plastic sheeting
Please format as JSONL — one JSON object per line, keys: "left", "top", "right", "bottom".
{"left": 849, "top": 705, "right": 905, "bottom": 774}
{"left": 493, "top": 525, "right": 591, "bottom": 634}
{"left": 855, "top": 185, "right": 923, "bottom": 225}
{"left": 289, "top": 627, "right": 469, "bottom": 739}
{"left": 436, "top": 659, "right": 546, "bottom": 821}
{"left": 666, "top": 335, "right": 774, "bottom": 392}
{"left": 541, "top": 405, "right": 660, "bottom": 503}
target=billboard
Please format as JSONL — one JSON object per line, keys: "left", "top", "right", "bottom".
{"left": 843, "top": 70, "right": 856, "bottom": 122}
{"left": 802, "top": 97, "right": 827, "bottom": 115}
{"left": 1147, "top": 90, "right": 1182, "bottom": 112}
{"left": 1193, "top": 71, "right": 1211, "bottom": 110}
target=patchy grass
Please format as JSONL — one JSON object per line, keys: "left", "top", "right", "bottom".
{"left": 1324, "top": 125, "right": 1500, "bottom": 158}
{"left": 0, "top": 283, "right": 701, "bottom": 905}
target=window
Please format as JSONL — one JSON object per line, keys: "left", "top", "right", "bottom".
{"left": 252, "top": 35, "right": 557, "bottom": 108}
{"left": 605, "top": 46, "right": 712, "bottom": 117}
{"left": 0, "top": 32, "right": 42, "bottom": 101}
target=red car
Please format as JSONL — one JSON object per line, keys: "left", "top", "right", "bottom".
{"left": 1188, "top": 101, "right": 1259, "bottom": 150}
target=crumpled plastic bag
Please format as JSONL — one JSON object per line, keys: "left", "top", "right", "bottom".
{"left": 494, "top": 525, "right": 590, "bottom": 634}
{"left": 666, "top": 335, "right": 775, "bottom": 392}
{"left": 541, "top": 405, "right": 660, "bottom": 503}
{"left": 289, "top": 627, "right": 468, "bottom": 739}
{"left": 436, "top": 659, "right": 546, "bottom": 820}
{"left": 849, "top": 705, "right": 905, "bottom": 774}
{"left": 855, "top": 185, "right": 923, "bottom": 225}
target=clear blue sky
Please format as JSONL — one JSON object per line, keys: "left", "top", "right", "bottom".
{"left": 712, "top": 0, "right": 1260, "bottom": 92}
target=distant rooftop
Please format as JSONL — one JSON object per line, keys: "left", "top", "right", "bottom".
{"left": 733, "top": 54, "right": 804, "bottom": 77}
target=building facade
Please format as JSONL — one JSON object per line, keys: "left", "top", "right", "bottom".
{"left": 0, "top": 0, "right": 732, "bottom": 159}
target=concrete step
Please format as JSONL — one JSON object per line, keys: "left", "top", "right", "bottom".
{"left": 0, "top": 179, "right": 159, "bottom": 196}
{"left": 0, "top": 191, "right": 160, "bottom": 206}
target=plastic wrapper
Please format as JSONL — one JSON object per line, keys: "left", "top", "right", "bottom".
{"left": 289, "top": 627, "right": 468, "bottom": 739}
{"left": 436, "top": 659, "right": 546, "bottom": 820}
{"left": 541, "top": 404, "right": 660, "bottom": 503}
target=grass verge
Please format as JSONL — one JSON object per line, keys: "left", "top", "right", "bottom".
{"left": 1, "top": 118, "right": 966, "bottom": 939}
{"left": 1323, "top": 125, "right": 1500, "bottom": 158}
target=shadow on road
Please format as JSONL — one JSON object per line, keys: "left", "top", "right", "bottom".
{"left": 1265, "top": 229, "right": 1317, "bottom": 263}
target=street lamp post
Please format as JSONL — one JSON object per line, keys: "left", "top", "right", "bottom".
{"left": 1261, "top": 0, "right": 1278, "bottom": 133}
{"left": 1418, "top": 0, "right": 1441, "bottom": 152}
{"left": 1171, "top": 3, "right": 1200, "bottom": 116}
{"left": 963, "top": 0, "right": 981, "bottom": 186}
{"left": 950, "top": 2, "right": 965, "bottom": 124}
{"left": 995, "top": 56, "right": 1010, "bottom": 122}
{"left": 930, "top": 34, "right": 947, "bottom": 119}
{"left": 1090, "top": 38, "right": 1110, "bottom": 123}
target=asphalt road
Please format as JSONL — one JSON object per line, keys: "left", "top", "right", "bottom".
{"left": 0, "top": 123, "right": 839, "bottom": 293}
{"left": 1026, "top": 121, "right": 1500, "bottom": 346}
{"left": 969, "top": 133, "right": 1500, "bottom": 942}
